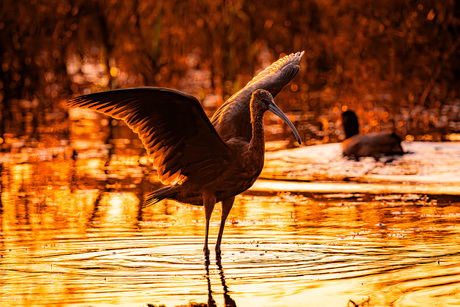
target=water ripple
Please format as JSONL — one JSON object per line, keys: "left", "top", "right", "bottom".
{"left": 10, "top": 234, "right": 455, "bottom": 289}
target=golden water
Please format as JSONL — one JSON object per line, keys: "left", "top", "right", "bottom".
{"left": 1, "top": 152, "right": 460, "bottom": 307}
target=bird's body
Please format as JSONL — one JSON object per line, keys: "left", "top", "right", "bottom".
{"left": 150, "top": 122, "right": 265, "bottom": 206}
{"left": 341, "top": 110, "right": 404, "bottom": 159}
{"left": 342, "top": 132, "right": 404, "bottom": 158}
{"left": 68, "top": 52, "right": 303, "bottom": 256}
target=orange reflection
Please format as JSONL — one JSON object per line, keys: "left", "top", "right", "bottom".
{"left": 1, "top": 116, "right": 460, "bottom": 306}
{"left": 97, "top": 192, "right": 140, "bottom": 227}
{"left": 0, "top": 156, "right": 460, "bottom": 306}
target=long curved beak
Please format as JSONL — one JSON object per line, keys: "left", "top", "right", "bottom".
{"left": 268, "top": 102, "right": 302, "bottom": 145}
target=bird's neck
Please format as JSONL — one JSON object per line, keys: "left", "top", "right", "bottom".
{"left": 249, "top": 112, "right": 265, "bottom": 154}
{"left": 344, "top": 124, "right": 359, "bottom": 139}
{"left": 343, "top": 115, "right": 360, "bottom": 139}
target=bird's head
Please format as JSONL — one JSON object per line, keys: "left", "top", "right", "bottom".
{"left": 251, "top": 89, "right": 301, "bottom": 145}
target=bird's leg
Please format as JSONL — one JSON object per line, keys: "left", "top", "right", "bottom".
{"left": 216, "top": 197, "right": 235, "bottom": 256}
{"left": 203, "top": 191, "right": 217, "bottom": 257}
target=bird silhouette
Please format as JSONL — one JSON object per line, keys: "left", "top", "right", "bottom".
{"left": 68, "top": 51, "right": 303, "bottom": 256}
{"left": 341, "top": 110, "right": 404, "bottom": 160}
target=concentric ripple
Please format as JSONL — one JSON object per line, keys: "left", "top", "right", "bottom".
{"left": 16, "top": 233, "right": 460, "bottom": 287}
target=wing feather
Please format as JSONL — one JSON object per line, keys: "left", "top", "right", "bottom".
{"left": 211, "top": 51, "right": 304, "bottom": 142}
{"left": 68, "top": 87, "right": 232, "bottom": 185}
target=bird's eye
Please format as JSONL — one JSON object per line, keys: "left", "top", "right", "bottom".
{"left": 262, "top": 98, "right": 271, "bottom": 105}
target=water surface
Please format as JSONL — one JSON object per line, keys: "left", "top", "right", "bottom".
{"left": 1, "top": 127, "right": 460, "bottom": 306}
{"left": 1, "top": 156, "right": 460, "bottom": 306}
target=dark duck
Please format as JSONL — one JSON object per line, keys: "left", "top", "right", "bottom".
{"left": 341, "top": 110, "right": 404, "bottom": 160}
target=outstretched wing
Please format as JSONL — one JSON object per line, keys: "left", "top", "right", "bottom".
{"left": 212, "top": 51, "right": 304, "bottom": 142}
{"left": 68, "top": 87, "right": 232, "bottom": 185}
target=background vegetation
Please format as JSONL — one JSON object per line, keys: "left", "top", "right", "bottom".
{"left": 1, "top": 0, "right": 459, "bottom": 149}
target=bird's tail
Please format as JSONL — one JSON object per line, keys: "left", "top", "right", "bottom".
{"left": 144, "top": 186, "right": 177, "bottom": 207}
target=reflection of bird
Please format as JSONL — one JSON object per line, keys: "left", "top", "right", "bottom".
{"left": 341, "top": 110, "right": 404, "bottom": 160}
{"left": 205, "top": 256, "right": 236, "bottom": 307}
{"left": 68, "top": 52, "right": 303, "bottom": 256}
